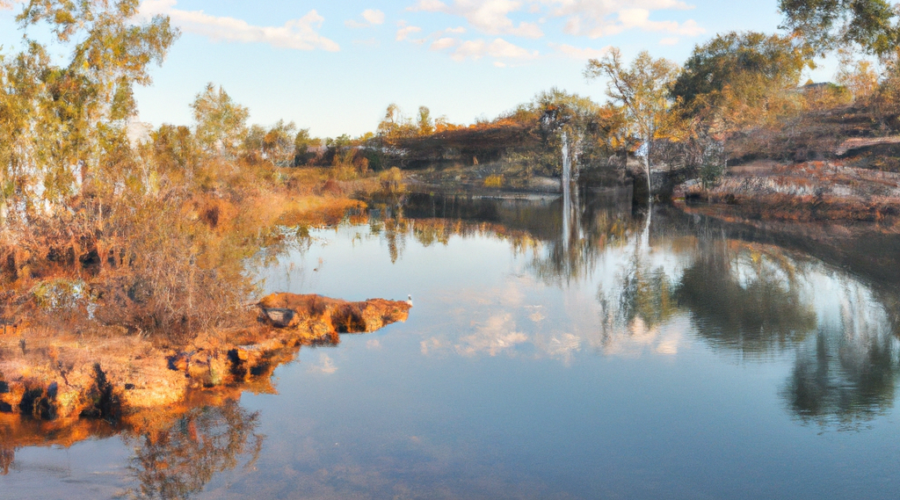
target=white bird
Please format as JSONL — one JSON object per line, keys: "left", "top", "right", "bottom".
{"left": 407, "top": 294, "right": 413, "bottom": 307}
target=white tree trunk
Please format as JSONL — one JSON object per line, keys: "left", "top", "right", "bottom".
{"left": 644, "top": 134, "right": 652, "bottom": 204}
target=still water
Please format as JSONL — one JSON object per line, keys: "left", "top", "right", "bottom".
{"left": 3, "top": 192, "right": 900, "bottom": 499}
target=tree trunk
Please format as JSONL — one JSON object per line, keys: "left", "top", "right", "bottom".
{"left": 644, "top": 134, "right": 652, "bottom": 203}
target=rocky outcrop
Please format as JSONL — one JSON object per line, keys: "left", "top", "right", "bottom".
{"left": 258, "top": 294, "right": 411, "bottom": 333}
{"left": 677, "top": 161, "right": 900, "bottom": 222}
{"left": 836, "top": 136, "right": 900, "bottom": 156}
{"left": 0, "top": 294, "right": 410, "bottom": 423}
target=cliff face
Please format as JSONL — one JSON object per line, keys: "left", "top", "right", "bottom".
{"left": 0, "top": 294, "right": 411, "bottom": 424}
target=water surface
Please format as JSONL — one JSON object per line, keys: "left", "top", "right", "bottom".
{"left": 3, "top": 192, "right": 900, "bottom": 499}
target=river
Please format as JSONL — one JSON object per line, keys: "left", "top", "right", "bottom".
{"left": 2, "top": 190, "right": 900, "bottom": 499}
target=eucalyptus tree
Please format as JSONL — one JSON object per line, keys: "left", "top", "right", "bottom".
{"left": 417, "top": 106, "right": 434, "bottom": 136}
{"left": 0, "top": 0, "right": 178, "bottom": 217}
{"left": 585, "top": 49, "right": 680, "bottom": 202}
{"left": 191, "top": 83, "right": 250, "bottom": 157}
{"left": 241, "top": 120, "right": 297, "bottom": 167}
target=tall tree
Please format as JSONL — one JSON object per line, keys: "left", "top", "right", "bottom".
{"left": 673, "top": 32, "right": 809, "bottom": 112}
{"left": 779, "top": 0, "right": 900, "bottom": 57}
{"left": 241, "top": 120, "right": 296, "bottom": 167}
{"left": 585, "top": 49, "right": 680, "bottom": 201}
{"left": 672, "top": 32, "right": 809, "bottom": 133}
{"left": 191, "top": 84, "right": 249, "bottom": 156}
{"left": 292, "top": 129, "right": 320, "bottom": 166}
{"left": 1, "top": 0, "right": 178, "bottom": 213}
{"left": 835, "top": 48, "right": 880, "bottom": 101}
{"left": 417, "top": 106, "right": 434, "bottom": 136}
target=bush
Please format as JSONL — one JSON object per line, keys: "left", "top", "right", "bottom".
{"left": 484, "top": 175, "right": 504, "bottom": 188}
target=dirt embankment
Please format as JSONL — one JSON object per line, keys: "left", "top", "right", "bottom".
{"left": 676, "top": 161, "right": 900, "bottom": 225}
{"left": 0, "top": 294, "right": 410, "bottom": 426}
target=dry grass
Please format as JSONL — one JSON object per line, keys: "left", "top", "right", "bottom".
{"left": 0, "top": 161, "right": 388, "bottom": 343}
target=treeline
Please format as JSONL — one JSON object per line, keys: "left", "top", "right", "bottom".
{"left": 358, "top": 2, "right": 900, "bottom": 191}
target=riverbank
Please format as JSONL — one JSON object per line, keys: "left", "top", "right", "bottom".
{"left": 0, "top": 167, "right": 411, "bottom": 434}
{"left": 0, "top": 293, "right": 410, "bottom": 424}
{"left": 675, "top": 160, "right": 900, "bottom": 226}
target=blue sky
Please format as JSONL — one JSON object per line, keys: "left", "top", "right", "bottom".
{"left": 0, "top": 0, "right": 839, "bottom": 138}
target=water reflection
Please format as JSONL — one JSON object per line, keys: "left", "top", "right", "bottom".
{"left": 5, "top": 190, "right": 900, "bottom": 498}
{"left": 676, "top": 239, "right": 817, "bottom": 358}
{"left": 388, "top": 191, "right": 900, "bottom": 427}
{"left": 0, "top": 447, "right": 12, "bottom": 476}
{"left": 123, "top": 400, "right": 264, "bottom": 499}
{"left": 783, "top": 281, "right": 900, "bottom": 428}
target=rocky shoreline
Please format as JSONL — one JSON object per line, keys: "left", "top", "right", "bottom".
{"left": 675, "top": 161, "right": 900, "bottom": 225}
{"left": 0, "top": 294, "right": 410, "bottom": 424}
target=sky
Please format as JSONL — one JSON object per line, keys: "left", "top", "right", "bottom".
{"left": 0, "top": 0, "right": 841, "bottom": 138}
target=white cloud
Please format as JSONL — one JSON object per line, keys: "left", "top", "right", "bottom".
{"left": 307, "top": 353, "right": 338, "bottom": 374}
{"left": 347, "top": 8, "right": 386, "bottom": 28}
{"left": 353, "top": 37, "right": 380, "bottom": 47}
{"left": 455, "top": 313, "right": 528, "bottom": 356}
{"left": 448, "top": 37, "right": 539, "bottom": 61}
{"left": 363, "top": 9, "right": 386, "bottom": 25}
{"left": 549, "top": 42, "right": 609, "bottom": 59}
{"left": 431, "top": 37, "right": 459, "bottom": 50}
{"left": 139, "top": 0, "right": 339, "bottom": 51}
{"left": 410, "top": 0, "right": 450, "bottom": 12}
{"left": 0, "top": 0, "right": 24, "bottom": 11}
{"left": 410, "top": 0, "right": 544, "bottom": 39}
{"left": 659, "top": 37, "right": 679, "bottom": 46}
{"left": 396, "top": 25, "right": 424, "bottom": 41}
{"left": 408, "top": 0, "right": 703, "bottom": 39}
{"left": 537, "top": 0, "right": 704, "bottom": 38}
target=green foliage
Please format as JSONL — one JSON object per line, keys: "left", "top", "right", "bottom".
{"left": 191, "top": 83, "right": 249, "bottom": 156}
{"left": 672, "top": 32, "right": 809, "bottom": 113}
{"left": 242, "top": 120, "right": 296, "bottom": 167}
{"left": 698, "top": 140, "right": 726, "bottom": 188}
{"left": 292, "top": 128, "right": 320, "bottom": 166}
{"left": 0, "top": 0, "right": 178, "bottom": 210}
{"left": 585, "top": 49, "right": 680, "bottom": 145}
{"left": 672, "top": 32, "right": 813, "bottom": 140}
{"left": 585, "top": 48, "right": 680, "bottom": 198}
{"left": 150, "top": 124, "right": 198, "bottom": 175}
{"left": 779, "top": 0, "right": 900, "bottom": 57}
{"left": 417, "top": 106, "right": 434, "bottom": 136}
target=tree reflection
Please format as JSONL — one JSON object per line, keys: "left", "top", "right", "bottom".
{"left": 675, "top": 240, "right": 817, "bottom": 357}
{"left": 0, "top": 447, "right": 12, "bottom": 476}
{"left": 533, "top": 189, "right": 637, "bottom": 285}
{"left": 782, "top": 283, "right": 900, "bottom": 428}
{"left": 124, "top": 400, "right": 264, "bottom": 499}
{"left": 395, "top": 193, "right": 900, "bottom": 428}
